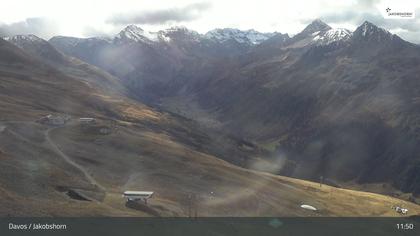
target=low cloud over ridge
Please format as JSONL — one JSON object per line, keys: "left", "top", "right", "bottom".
{"left": 106, "top": 2, "right": 211, "bottom": 25}
{"left": 0, "top": 17, "right": 58, "bottom": 39}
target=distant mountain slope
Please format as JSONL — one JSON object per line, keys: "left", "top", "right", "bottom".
{"left": 0, "top": 37, "right": 105, "bottom": 120}
{"left": 48, "top": 26, "right": 284, "bottom": 105}
{"left": 205, "top": 28, "right": 275, "bottom": 45}
{"left": 46, "top": 20, "right": 420, "bottom": 199}
{"left": 4, "top": 37, "right": 418, "bottom": 217}
{"left": 4, "top": 34, "right": 67, "bottom": 64}
{"left": 4, "top": 34, "right": 125, "bottom": 96}
{"left": 183, "top": 20, "right": 420, "bottom": 196}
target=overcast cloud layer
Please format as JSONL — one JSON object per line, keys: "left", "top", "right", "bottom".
{"left": 0, "top": 0, "right": 419, "bottom": 43}
{"left": 106, "top": 2, "right": 211, "bottom": 25}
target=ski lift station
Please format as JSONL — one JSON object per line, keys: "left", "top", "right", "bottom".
{"left": 123, "top": 191, "right": 154, "bottom": 204}
{"left": 79, "top": 117, "right": 96, "bottom": 124}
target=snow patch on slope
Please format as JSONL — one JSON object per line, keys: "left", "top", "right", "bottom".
{"left": 3, "top": 34, "right": 44, "bottom": 43}
{"left": 312, "top": 28, "right": 352, "bottom": 45}
{"left": 115, "top": 25, "right": 159, "bottom": 43}
{"left": 205, "top": 28, "right": 275, "bottom": 45}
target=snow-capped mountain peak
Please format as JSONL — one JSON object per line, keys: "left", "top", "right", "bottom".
{"left": 352, "top": 21, "right": 396, "bottom": 43}
{"left": 312, "top": 28, "right": 352, "bottom": 45}
{"left": 114, "top": 25, "right": 203, "bottom": 44}
{"left": 115, "top": 25, "right": 158, "bottom": 43}
{"left": 113, "top": 25, "right": 276, "bottom": 45}
{"left": 359, "top": 21, "right": 388, "bottom": 36}
{"left": 161, "top": 26, "right": 200, "bottom": 36}
{"left": 164, "top": 26, "right": 196, "bottom": 33}
{"left": 205, "top": 28, "right": 275, "bottom": 45}
{"left": 158, "top": 26, "right": 202, "bottom": 42}
{"left": 3, "top": 34, "right": 45, "bottom": 43}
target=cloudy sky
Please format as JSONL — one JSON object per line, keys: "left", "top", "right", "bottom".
{"left": 1, "top": 0, "right": 419, "bottom": 43}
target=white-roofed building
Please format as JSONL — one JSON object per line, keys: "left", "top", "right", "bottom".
{"left": 123, "top": 191, "right": 154, "bottom": 204}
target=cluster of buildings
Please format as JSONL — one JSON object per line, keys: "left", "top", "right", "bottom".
{"left": 37, "top": 114, "right": 115, "bottom": 136}
{"left": 37, "top": 114, "right": 71, "bottom": 126}
{"left": 37, "top": 114, "right": 99, "bottom": 126}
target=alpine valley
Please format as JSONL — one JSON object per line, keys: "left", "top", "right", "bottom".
{"left": 1, "top": 19, "right": 420, "bottom": 216}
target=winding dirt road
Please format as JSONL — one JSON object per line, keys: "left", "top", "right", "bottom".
{"left": 0, "top": 120, "right": 106, "bottom": 191}
{"left": 46, "top": 126, "right": 106, "bottom": 191}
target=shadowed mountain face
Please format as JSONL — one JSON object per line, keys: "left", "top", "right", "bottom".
{"left": 3, "top": 18, "right": 420, "bottom": 217}
{"left": 6, "top": 35, "right": 419, "bottom": 217}
{"left": 48, "top": 20, "right": 420, "bottom": 197}
{"left": 0, "top": 37, "right": 280, "bottom": 216}
{"left": 4, "top": 35, "right": 67, "bottom": 64}
{"left": 49, "top": 26, "right": 288, "bottom": 103}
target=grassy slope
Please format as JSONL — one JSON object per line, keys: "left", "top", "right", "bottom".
{"left": 0, "top": 38, "right": 419, "bottom": 217}
{"left": 47, "top": 122, "right": 420, "bottom": 217}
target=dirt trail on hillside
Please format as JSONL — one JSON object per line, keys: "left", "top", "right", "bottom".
{"left": 46, "top": 126, "right": 106, "bottom": 191}
{"left": 0, "top": 120, "right": 106, "bottom": 191}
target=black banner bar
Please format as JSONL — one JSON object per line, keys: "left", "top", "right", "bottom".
{"left": 1, "top": 217, "right": 419, "bottom": 236}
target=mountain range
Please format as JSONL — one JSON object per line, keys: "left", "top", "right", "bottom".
{"left": 1, "top": 19, "right": 420, "bottom": 216}
{"left": 44, "top": 20, "right": 420, "bottom": 197}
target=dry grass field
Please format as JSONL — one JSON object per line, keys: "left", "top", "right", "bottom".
{"left": 1, "top": 37, "right": 419, "bottom": 217}
{"left": 1, "top": 118, "right": 419, "bottom": 217}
